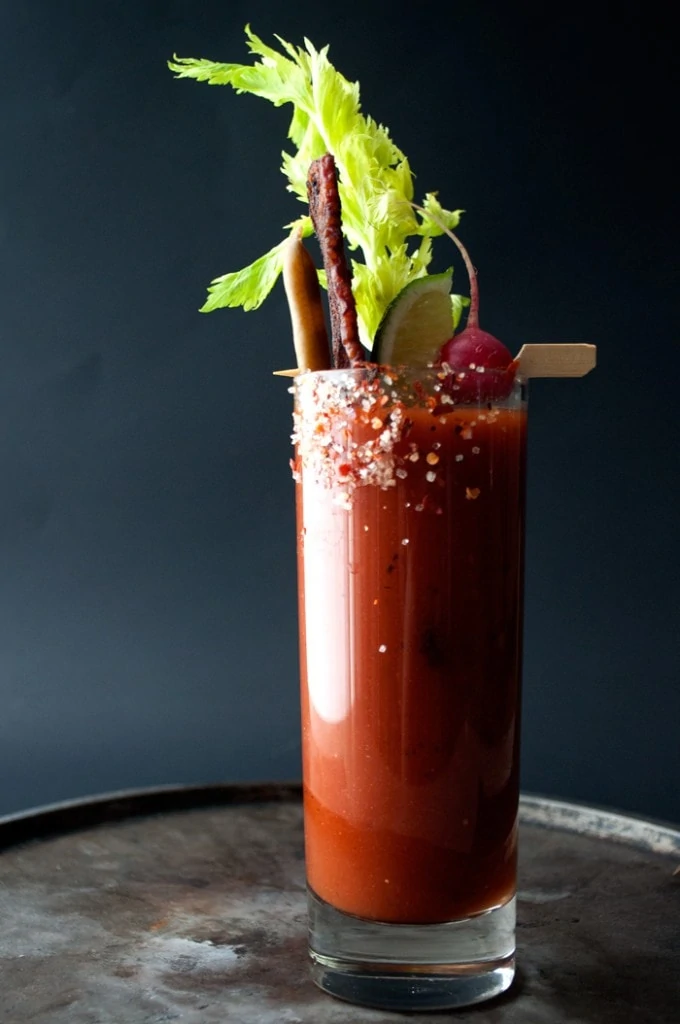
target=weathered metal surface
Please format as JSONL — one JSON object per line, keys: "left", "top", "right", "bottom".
{"left": 0, "top": 785, "right": 678, "bottom": 1024}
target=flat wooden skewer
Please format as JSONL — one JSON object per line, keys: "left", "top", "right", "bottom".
{"left": 273, "top": 343, "right": 597, "bottom": 378}
{"left": 515, "top": 343, "right": 596, "bottom": 377}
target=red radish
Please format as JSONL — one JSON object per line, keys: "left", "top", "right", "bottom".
{"left": 437, "top": 233, "right": 516, "bottom": 402}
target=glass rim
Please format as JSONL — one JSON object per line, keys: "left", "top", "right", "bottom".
{"left": 292, "top": 363, "right": 527, "bottom": 387}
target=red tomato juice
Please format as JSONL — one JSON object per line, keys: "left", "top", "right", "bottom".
{"left": 294, "top": 369, "right": 527, "bottom": 925}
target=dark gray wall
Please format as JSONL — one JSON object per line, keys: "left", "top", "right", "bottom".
{"left": 1, "top": 2, "right": 678, "bottom": 821}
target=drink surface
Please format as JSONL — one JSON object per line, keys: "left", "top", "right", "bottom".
{"left": 295, "top": 371, "right": 527, "bottom": 925}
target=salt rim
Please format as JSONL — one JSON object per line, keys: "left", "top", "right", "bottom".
{"left": 291, "top": 370, "right": 406, "bottom": 508}
{"left": 291, "top": 366, "right": 520, "bottom": 509}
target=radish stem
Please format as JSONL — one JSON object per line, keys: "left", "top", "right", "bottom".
{"left": 411, "top": 203, "right": 479, "bottom": 329}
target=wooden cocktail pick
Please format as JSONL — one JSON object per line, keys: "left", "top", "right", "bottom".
{"left": 274, "top": 343, "right": 597, "bottom": 378}
{"left": 514, "top": 343, "right": 596, "bottom": 377}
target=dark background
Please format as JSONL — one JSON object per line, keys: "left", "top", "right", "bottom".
{"left": 1, "top": 2, "right": 677, "bottom": 821}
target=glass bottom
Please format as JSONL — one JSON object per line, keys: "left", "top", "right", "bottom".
{"left": 307, "top": 888, "right": 516, "bottom": 1011}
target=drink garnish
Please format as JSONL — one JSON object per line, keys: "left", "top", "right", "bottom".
{"left": 307, "top": 155, "right": 362, "bottom": 367}
{"left": 168, "top": 27, "right": 465, "bottom": 349}
{"left": 433, "top": 230, "right": 517, "bottom": 400}
{"left": 372, "top": 273, "right": 455, "bottom": 367}
{"left": 282, "top": 228, "right": 331, "bottom": 371}
{"left": 171, "top": 28, "right": 597, "bottom": 384}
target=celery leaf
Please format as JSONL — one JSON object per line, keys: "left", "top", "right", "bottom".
{"left": 171, "top": 28, "right": 466, "bottom": 346}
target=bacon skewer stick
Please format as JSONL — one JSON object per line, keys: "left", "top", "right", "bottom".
{"left": 282, "top": 228, "right": 331, "bottom": 371}
{"left": 306, "top": 154, "right": 363, "bottom": 368}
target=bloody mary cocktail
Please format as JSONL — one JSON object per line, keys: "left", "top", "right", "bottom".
{"left": 294, "top": 367, "right": 527, "bottom": 926}
{"left": 172, "top": 25, "right": 596, "bottom": 1014}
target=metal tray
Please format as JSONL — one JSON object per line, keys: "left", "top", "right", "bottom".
{"left": 0, "top": 784, "right": 678, "bottom": 1023}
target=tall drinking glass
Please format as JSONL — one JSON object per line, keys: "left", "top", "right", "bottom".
{"left": 293, "top": 365, "right": 527, "bottom": 1011}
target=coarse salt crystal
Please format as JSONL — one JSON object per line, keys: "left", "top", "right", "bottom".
{"left": 378, "top": 644, "right": 387, "bottom": 653}
{"left": 426, "top": 471, "right": 436, "bottom": 482}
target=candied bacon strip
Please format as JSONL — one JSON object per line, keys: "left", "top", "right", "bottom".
{"left": 306, "top": 154, "right": 363, "bottom": 368}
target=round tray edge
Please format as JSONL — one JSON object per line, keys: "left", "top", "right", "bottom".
{"left": 519, "top": 792, "right": 680, "bottom": 856}
{"left": 0, "top": 781, "right": 302, "bottom": 851}
{"left": 1, "top": 784, "right": 678, "bottom": 858}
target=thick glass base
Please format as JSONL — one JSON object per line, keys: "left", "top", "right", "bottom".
{"left": 308, "top": 889, "right": 516, "bottom": 1011}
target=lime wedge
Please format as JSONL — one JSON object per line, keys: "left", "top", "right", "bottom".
{"left": 372, "top": 272, "right": 454, "bottom": 367}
